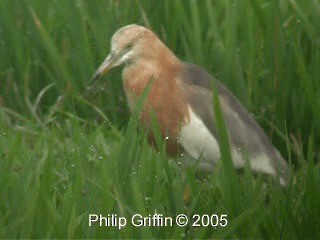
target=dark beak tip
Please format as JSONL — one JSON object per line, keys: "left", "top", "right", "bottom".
{"left": 86, "top": 72, "right": 101, "bottom": 92}
{"left": 90, "top": 72, "right": 101, "bottom": 84}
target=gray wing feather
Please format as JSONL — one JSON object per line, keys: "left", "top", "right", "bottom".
{"left": 180, "top": 63, "right": 289, "bottom": 181}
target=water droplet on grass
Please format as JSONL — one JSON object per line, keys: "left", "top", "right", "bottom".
{"left": 144, "top": 196, "right": 151, "bottom": 201}
{"left": 89, "top": 145, "right": 95, "bottom": 152}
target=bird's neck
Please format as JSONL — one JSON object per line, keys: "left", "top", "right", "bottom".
{"left": 122, "top": 46, "right": 182, "bottom": 111}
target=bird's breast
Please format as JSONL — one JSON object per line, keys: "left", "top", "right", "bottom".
{"left": 123, "top": 63, "right": 191, "bottom": 155}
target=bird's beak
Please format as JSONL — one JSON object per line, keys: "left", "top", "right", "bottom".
{"left": 90, "top": 52, "right": 115, "bottom": 84}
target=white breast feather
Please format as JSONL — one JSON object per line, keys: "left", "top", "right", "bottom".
{"left": 179, "top": 107, "right": 220, "bottom": 166}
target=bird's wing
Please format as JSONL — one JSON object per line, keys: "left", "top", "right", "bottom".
{"left": 179, "top": 63, "right": 289, "bottom": 181}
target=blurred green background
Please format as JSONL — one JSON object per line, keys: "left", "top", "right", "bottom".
{"left": 0, "top": 0, "right": 319, "bottom": 239}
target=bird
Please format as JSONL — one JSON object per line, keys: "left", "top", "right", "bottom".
{"left": 91, "top": 24, "right": 289, "bottom": 185}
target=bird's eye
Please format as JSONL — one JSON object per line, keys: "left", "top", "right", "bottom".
{"left": 126, "top": 42, "right": 133, "bottom": 49}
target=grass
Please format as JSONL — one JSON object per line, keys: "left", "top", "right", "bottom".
{"left": 0, "top": 0, "right": 319, "bottom": 239}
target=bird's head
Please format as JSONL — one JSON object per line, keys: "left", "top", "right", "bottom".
{"left": 91, "top": 24, "right": 154, "bottom": 83}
